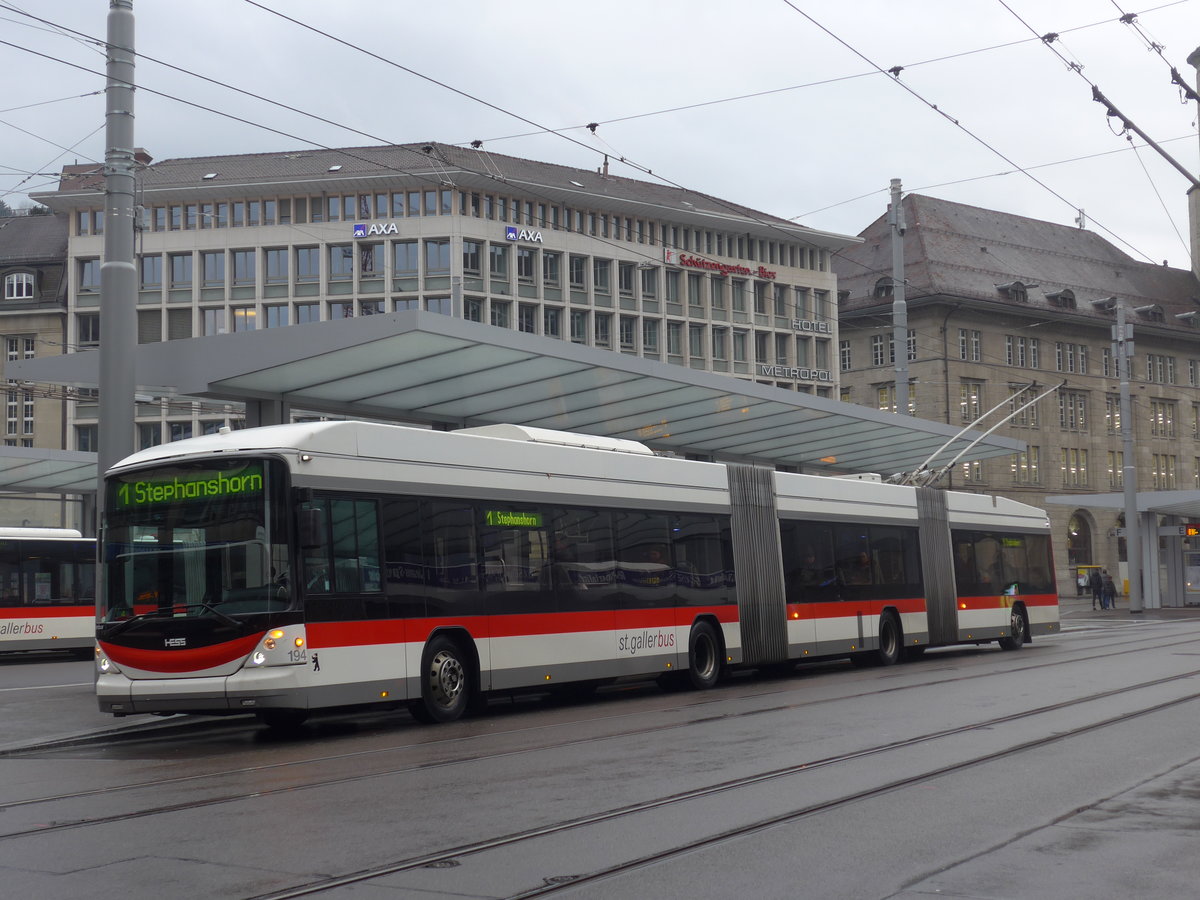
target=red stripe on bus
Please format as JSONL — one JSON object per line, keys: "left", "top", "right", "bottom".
{"left": 306, "top": 606, "right": 740, "bottom": 649}
{"left": 99, "top": 633, "right": 263, "bottom": 673}
{"left": 0, "top": 606, "right": 93, "bottom": 619}
{"left": 956, "top": 593, "right": 1058, "bottom": 611}
{"left": 786, "top": 596, "right": 927, "bottom": 620}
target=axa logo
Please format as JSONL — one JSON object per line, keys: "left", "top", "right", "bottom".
{"left": 354, "top": 222, "right": 399, "bottom": 237}
{"left": 506, "top": 226, "right": 543, "bottom": 243}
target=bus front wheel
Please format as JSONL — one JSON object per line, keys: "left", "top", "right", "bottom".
{"left": 411, "top": 635, "right": 471, "bottom": 723}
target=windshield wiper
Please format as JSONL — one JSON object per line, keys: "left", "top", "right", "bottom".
{"left": 102, "top": 602, "right": 242, "bottom": 636}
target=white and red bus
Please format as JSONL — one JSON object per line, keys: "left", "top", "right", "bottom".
{"left": 0, "top": 527, "right": 95, "bottom": 657}
{"left": 95, "top": 422, "right": 1059, "bottom": 727}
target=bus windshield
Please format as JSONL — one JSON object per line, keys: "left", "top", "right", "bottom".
{"left": 102, "top": 458, "right": 290, "bottom": 621}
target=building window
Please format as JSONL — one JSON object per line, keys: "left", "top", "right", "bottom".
{"left": 643, "top": 319, "right": 660, "bottom": 354}
{"left": 329, "top": 301, "right": 354, "bottom": 320}
{"left": 78, "top": 259, "right": 101, "bottom": 293}
{"left": 231, "top": 307, "right": 256, "bottom": 332}
{"left": 593, "top": 259, "right": 611, "bottom": 294}
{"left": 490, "top": 300, "right": 511, "bottom": 329}
{"left": 1146, "top": 354, "right": 1176, "bottom": 385}
{"left": 569, "top": 256, "right": 587, "bottom": 289}
{"left": 570, "top": 310, "right": 588, "bottom": 344}
{"left": 1105, "top": 395, "right": 1122, "bottom": 434}
{"left": 1010, "top": 446, "right": 1040, "bottom": 484}
{"left": 542, "top": 252, "right": 561, "bottom": 287}
{"left": 489, "top": 244, "right": 509, "bottom": 279}
{"left": 1059, "top": 391, "right": 1087, "bottom": 431}
{"left": 543, "top": 306, "right": 561, "bottom": 338}
{"left": 169, "top": 422, "right": 193, "bottom": 442}
{"left": 960, "top": 460, "right": 984, "bottom": 483}
{"left": 1061, "top": 448, "right": 1089, "bottom": 487}
{"left": 1152, "top": 454, "right": 1178, "bottom": 489}
{"left": 201, "top": 251, "right": 225, "bottom": 286}
{"left": 76, "top": 424, "right": 97, "bottom": 452}
{"left": 1107, "top": 451, "right": 1123, "bottom": 487}
{"left": 425, "top": 240, "right": 451, "bottom": 275}
{"left": 1009, "top": 384, "right": 1040, "bottom": 427}
{"left": 839, "top": 340, "right": 851, "bottom": 372}
{"left": 517, "top": 248, "right": 536, "bottom": 282}
{"left": 518, "top": 303, "right": 537, "bottom": 334}
{"left": 138, "top": 256, "right": 162, "bottom": 290}
{"left": 295, "top": 302, "right": 320, "bottom": 324}
{"left": 640, "top": 267, "right": 657, "bottom": 299}
{"left": 231, "top": 250, "right": 255, "bottom": 285}
{"left": 461, "top": 240, "right": 480, "bottom": 278}
{"left": 202, "top": 308, "right": 225, "bottom": 335}
{"left": 618, "top": 262, "right": 634, "bottom": 296}
{"left": 960, "top": 381, "right": 983, "bottom": 423}
{"left": 77, "top": 313, "right": 100, "bottom": 347}
{"left": 328, "top": 245, "right": 354, "bottom": 282}
{"left": 959, "top": 328, "right": 980, "bottom": 362}
{"left": 595, "top": 313, "right": 612, "bottom": 348}
{"left": 4, "top": 272, "right": 35, "bottom": 300}
{"left": 393, "top": 241, "right": 418, "bottom": 279}
{"left": 169, "top": 253, "right": 193, "bottom": 289}
{"left": 265, "top": 249, "right": 288, "bottom": 284}
{"left": 265, "top": 305, "right": 288, "bottom": 328}
{"left": 295, "top": 248, "right": 319, "bottom": 283}
{"left": 665, "top": 270, "right": 680, "bottom": 303}
{"left": 1149, "top": 400, "right": 1177, "bottom": 438}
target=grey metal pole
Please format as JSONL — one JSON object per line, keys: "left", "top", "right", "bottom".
{"left": 889, "top": 179, "right": 909, "bottom": 415}
{"left": 1115, "top": 303, "right": 1142, "bottom": 613}
{"left": 98, "top": 0, "right": 137, "bottom": 510}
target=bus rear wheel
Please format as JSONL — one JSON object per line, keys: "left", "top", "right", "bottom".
{"left": 411, "top": 635, "right": 471, "bottom": 723}
{"left": 877, "top": 611, "right": 902, "bottom": 666}
{"left": 998, "top": 605, "right": 1028, "bottom": 651}
{"left": 686, "top": 621, "right": 722, "bottom": 690}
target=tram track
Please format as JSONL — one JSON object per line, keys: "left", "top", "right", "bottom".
{"left": 244, "top": 672, "right": 1200, "bottom": 899}
{"left": 2, "top": 622, "right": 1198, "bottom": 826}
{"left": 3, "top": 658, "right": 1199, "bottom": 850}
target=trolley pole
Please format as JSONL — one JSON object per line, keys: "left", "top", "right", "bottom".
{"left": 889, "top": 179, "right": 909, "bottom": 416}
{"left": 1115, "top": 303, "right": 1142, "bottom": 614}
{"left": 98, "top": 0, "right": 137, "bottom": 516}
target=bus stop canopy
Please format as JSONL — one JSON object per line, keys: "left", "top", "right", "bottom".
{"left": 9, "top": 310, "right": 1024, "bottom": 490}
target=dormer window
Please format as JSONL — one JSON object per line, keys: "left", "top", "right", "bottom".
{"left": 873, "top": 276, "right": 894, "bottom": 299}
{"left": 1175, "top": 311, "right": 1197, "bottom": 327}
{"left": 1134, "top": 304, "right": 1164, "bottom": 322}
{"left": 996, "top": 281, "right": 1031, "bottom": 302}
{"left": 3, "top": 272, "right": 34, "bottom": 301}
{"left": 1044, "top": 289, "right": 1075, "bottom": 309}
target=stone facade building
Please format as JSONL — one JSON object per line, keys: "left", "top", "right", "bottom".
{"left": 0, "top": 213, "right": 76, "bottom": 527}
{"left": 833, "top": 193, "right": 1200, "bottom": 596}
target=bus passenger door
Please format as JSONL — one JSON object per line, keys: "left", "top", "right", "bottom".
{"left": 479, "top": 507, "right": 556, "bottom": 691}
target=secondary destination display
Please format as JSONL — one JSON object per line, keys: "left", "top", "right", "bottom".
{"left": 484, "top": 509, "right": 543, "bottom": 528}
{"left": 113, "top": 464, "right": 264, "bottom": 509}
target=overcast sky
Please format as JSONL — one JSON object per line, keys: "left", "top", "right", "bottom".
{"left": 3, "top": 0, "right": 1198, "bottom": 269}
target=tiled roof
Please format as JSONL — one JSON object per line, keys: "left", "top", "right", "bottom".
{"left": 833, "top": 194, "right": 1200, "bottom": 320}
{"left": 0, "top": 214, "right": 68, "bottom": 265}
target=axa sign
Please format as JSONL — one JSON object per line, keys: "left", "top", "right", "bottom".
{"left": 506, "top": 226, "right": 544, "bottom": 243}
{"left": 353, "top": 222, "right": 399, "bottom": 238}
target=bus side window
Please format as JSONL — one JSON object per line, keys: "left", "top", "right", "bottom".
{"left": 299, "top": 500, "right": 331, "bottom": 593}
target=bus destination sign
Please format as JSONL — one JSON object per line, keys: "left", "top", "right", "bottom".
{"left": 114, "top": 465, "right": 264, "bottom": 509}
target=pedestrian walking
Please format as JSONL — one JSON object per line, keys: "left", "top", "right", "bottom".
{"left": 1101, "top": 571, "right": 1117, "bottom": 610}
{"left": 1088, "top": 568, "right": 1103, "bottom": 610}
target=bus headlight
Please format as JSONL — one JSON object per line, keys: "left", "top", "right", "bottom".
{"left": 245, "top": 626, "right": 307, "bottom": 668}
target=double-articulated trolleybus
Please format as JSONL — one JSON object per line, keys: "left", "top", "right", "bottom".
{"left": 95, "top": 422, "right": 1059, "bottom": 727}
{"left": 0, "top": 527, "right": 95, "bottom": 656}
